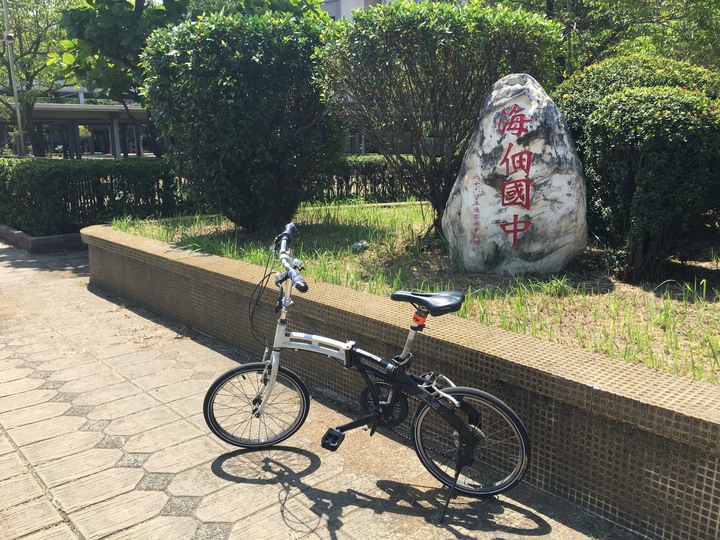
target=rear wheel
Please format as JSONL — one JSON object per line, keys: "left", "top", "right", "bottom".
{"left": 412, "top": 387, "right": 530, "bottom": 497}
{"left": 204, "top": 362, "right": 309, "bottom": 448}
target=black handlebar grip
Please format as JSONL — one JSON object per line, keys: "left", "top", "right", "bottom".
{"left": 288, "top": 268, "right": 308, "bottom": 293}
{"left": 274, "top": 223, "right": 298, "bottom": 249}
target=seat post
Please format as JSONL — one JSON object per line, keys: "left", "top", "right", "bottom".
{"left": 399, "top": 306, "right": 428, "bottom": 360}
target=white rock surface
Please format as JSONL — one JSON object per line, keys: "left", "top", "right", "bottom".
{"left": 443, "top": 73, "right": 587, "bottom": 274}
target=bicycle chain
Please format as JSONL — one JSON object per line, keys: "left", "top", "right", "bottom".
{"left": 379, "top": 391, "right": 421, "bottom": 441}
{"left": 366, "top": 379, "right": 454, "bottom": 445}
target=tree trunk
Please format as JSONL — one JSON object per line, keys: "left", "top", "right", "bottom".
{"left": 23, "top": 104, "right": 46, "bottom": 158}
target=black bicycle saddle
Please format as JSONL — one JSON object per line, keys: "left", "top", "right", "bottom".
{"left": 390, "top": 290, "right": 465, "bottom": 317}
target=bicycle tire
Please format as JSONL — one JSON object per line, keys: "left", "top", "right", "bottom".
{"left": 412, "top": 386, "right": 530, "bottom": 497}
{"left": 203, "top": 362, "right": 310, "bottom": 448}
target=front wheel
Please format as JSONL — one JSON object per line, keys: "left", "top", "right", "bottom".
{"left": 203, "top": 362, "right": 310, "bottom": 448}
{"left": 412, "top": 387, "right": 530, "bottom": 497}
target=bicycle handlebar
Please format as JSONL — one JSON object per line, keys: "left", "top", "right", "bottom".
{"left": 275, "top": 223, "right": 308, "bottom": 293}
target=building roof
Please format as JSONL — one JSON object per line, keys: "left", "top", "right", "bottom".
{"left": 31, "top": 103, "right": 148, "bottom": 123}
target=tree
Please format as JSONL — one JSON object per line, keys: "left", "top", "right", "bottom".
{"left": 631, "top": 0, "right": 720, "bottom": 71}
{"left": 141, "top": 11, "right": 344, "bottom": 231}
{"left": 55, "top": 0, "right": 323, "bottom": 102}
{"left": 52, "top": 0, "right": 191, "bottom": 157}
{"left": 501, "top": 0, "right": 720, "bottom": 75}
{"left": 55, "top": 0, "right": 326, "bottom": 158}
{"left": 317, "top": 1, "right": 562, "bottom": 234}
{"left": 0, "top": 0, "right": 79, "bottom": 157}
{"left": 189, "top": 0, "right": 323, "bottom": 16}
{"left": 54, "top": 0, "right": 189, "bottom": 103}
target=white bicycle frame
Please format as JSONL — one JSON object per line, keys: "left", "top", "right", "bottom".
{"left": 254, "top": 275, "right": 357, "bottom": 416}
{"left": 253, "top": 235, "right": 459, "bottom": 416}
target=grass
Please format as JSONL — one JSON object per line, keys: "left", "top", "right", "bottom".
{"left": 113, "top": 201, "right": 720, "bottom": 384}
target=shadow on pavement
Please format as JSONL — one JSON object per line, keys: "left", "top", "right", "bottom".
{"left": 211, "top": 447, "right": 553, "bottom": 540}
{"left": 0, "top": 244, "right": 89, "bottom": 276}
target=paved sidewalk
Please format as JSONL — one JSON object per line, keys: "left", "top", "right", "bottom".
{"left": 0, "top": 241, "right": 638, "bottom": 540}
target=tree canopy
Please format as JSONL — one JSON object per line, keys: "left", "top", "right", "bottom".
{"left": 500, "top": 0, "right": 720, "bottom": 75}
{"left": 0, "top": 0, "right": 81, "bottom": 156}
{"left": 52, "top": 0, "right": 189, "bottom": 102}
{"left": 318, "top": 1, "right": 563, "bottom": 233}
{"left": 54, "top": 0, "right": 325, "bottom": 103}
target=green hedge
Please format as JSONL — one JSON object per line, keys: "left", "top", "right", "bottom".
{"left": 0, "top": 158, "right": 191, "bottom": 237}
{"left": 584, "top": 86, "right": 720, "bottom": 280}
{"left": 307, "top": 154, "right": 411, "bottom": 203}
{"left": 0, "top": 155, "right": 411, "bottom": 238}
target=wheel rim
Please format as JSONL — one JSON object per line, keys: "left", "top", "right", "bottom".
{"left": 210, "top": 369, "right": 305, "bottom": 446}
{"left": 415, "top": 394, "right": 527, "bottom": 494}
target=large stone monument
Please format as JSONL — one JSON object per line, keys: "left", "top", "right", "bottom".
{"left": 442, "top": 74, "right": 587, "bottom": 274}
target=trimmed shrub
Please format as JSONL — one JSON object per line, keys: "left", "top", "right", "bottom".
{"left": 142, "top": 12, "right": 345, "bottom": 232}
{"left": 584, "top": 86, "right": 720, "bottom": 280}
{"left": 553, "top": 54, "right": 720, "bottom": 144}
{"left": 0, "top": 158, "right": 189, "bottom": 236}
{"left": 306, "top": 154, "right": 412, "bottom": 203}
{"left": 553, "top": 54, "right": 720, "bottom": 278}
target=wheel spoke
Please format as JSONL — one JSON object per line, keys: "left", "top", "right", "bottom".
{"left": 412, "top": 388, "right": 529, "bottom": 496}
{"left": 204, "top": 363, "right": 309, "bottom": 448}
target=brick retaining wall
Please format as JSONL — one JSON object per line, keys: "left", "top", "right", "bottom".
{"left": 81, "top": 224, "right": 720, "bottom": 540}
{"left": 0, "top": 224, "right": 85, "bottom": 253}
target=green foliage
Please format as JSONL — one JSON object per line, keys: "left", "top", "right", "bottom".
{"left": 500, "top": 0, "right": 720, "bottom": 75}
{"left": 317, "top": 0, "right": 563, "bottom": 232}
{"left": 553, "top": 55, "right": 720, "bottom": 279}
{"left": 1, "top": 0, "right": 79, "bottom": 157}
{"left": 610, "top": 0, "right": 720, "bottom": 72}
{"left": 307, "top": 154, "right": 411, "bottom": 203}
{"left": 189, "top": 0, "right": 323, "bottom": 17}
{"left": 0, "top": 158, "right": 191, "bottom": 236}
{"left": 54, "top": 0, "right": 189, "bottom": 101}
{"left": 554, "top": 55, "right": 720, "bottom": 142}
{"left": 584, "top": 86, "right": 720, "bottom": 280}
{"left": 141, "top": 12, "right": 344, "bottom": 231}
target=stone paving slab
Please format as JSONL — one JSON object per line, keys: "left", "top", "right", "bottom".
{"left": 0, "top": 451, "right": 26, "bottom": 481}
{"left": 0, "top": 242, "right": 640, "bottom": 540}
{"left": 0, "top": 497, "right": 64, "bottom": 538}
{"left": 22, "top": 431, "right": 106, "bottom": 464}
{"left": 0, "top": 473, "right": 46, "bottom": 508}
{"left": 52, "top": 468, "right": 146, "bottom": 513}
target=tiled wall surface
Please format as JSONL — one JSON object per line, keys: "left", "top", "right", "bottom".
{"left": 82, "top": 225, "right": 720, "bottom": 540}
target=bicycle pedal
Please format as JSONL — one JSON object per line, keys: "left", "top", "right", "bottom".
{"left": 321, "top": 428, "right": 345, "bottom": 451}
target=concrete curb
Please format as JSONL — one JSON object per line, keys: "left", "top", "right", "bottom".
{"left": 0, "top": 223, "right": 85, "bottom": 253}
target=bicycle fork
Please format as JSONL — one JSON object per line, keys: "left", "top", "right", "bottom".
{"left": 252, "top": 348, "right": 280, "bottom": 417}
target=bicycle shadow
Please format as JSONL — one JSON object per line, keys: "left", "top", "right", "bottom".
{"left": 210, "top": 446, "right": 551, "bottom": 539}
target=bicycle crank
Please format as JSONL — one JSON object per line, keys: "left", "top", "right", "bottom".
{"left": 359, "top": 382, "right": 409, "bottom": 427}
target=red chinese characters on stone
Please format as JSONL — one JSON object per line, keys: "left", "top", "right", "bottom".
{"left": 497, "top": 104, "right": 534, "bottom": 247}
{"left": 499, "top": 215, "right": 532, "bottom": 248}
{"left": 498, "top": 104, "right": 533, "bottom": 138}
{"left": 501, "top": 178, "right": 531, "bottom": 210}
{"left": 472, "top": 177, "right": 482, "bottom": 246}
{"left": 499, "top": 143, "right": 533, "bottom": 177}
